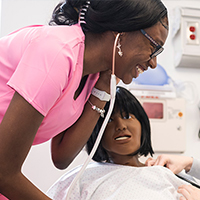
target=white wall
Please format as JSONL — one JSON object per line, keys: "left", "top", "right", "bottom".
{"left": 0, "top": 0, "right": 58, "bottom": 37}
{"left": 1, "top": 0, "right": 200, "bottom": 194}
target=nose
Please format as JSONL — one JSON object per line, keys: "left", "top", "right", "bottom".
{"left": 115, "top": 118, "right": 127, "bottom": 131}
{"left": 148, "top": 56, "right": 157, "bottom": 69}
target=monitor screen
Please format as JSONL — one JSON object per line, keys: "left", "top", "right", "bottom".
{"left": 142, "top": 102, "right": 163, "bottom": 119}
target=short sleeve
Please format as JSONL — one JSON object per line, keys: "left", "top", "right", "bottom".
{"left": 7, "top": 35, "right": 74, "bottom": 116}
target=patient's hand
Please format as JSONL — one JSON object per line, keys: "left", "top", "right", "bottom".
{"left": 145, "top": 154, "right": 193, "bottom": 174}
{"left": 178, "top": 184, "right": 200, "bottom": 200}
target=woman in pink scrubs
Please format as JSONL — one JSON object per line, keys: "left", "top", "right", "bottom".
{"left": 0, "top": 0, "right": 168, "bottom": 199}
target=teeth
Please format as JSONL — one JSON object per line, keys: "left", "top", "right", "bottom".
{"left": 115, "top": 136, "right": 130, "bottom": 141}
{"left": 136, "top": 66, "right": 143, "bottom": 74}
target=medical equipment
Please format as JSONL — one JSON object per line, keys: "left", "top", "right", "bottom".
{"left": 136, "top": 96, "right": 186, "bottom": 152}
{"left": 134, "top": 64, "right": 170, "bottom": 86}
{"left": 173, "top": 7, "right": 200, "bottom": 68}
{"left": 130, "top": 86, "right": 186, "bottom": 152}
{"left": 65, "top": 34, "right": 119, "bottom": 200}
{"left": 130, "top": 81, "right": 186, "bottom": 153}
{"left": 129, "top": 64, "right": 186, "bottom": 152}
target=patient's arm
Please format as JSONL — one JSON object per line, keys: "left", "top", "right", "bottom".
{"left": 145, "top": 154, "right": 193, "bottom": 174}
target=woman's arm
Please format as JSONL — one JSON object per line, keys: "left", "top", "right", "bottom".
{"left": 51, "top": 94, "right": 107, "bottom": 169}
{"left": 51, "top": 70, "right": 113, "bottom": 169}
{"left": 0, "top": 92, "right": 51, "bottom": 199}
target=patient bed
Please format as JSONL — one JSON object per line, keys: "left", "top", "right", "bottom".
{"left": 47, "top": 162, "right": 194, "bottom": 200}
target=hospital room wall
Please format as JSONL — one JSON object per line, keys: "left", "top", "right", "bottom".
{"left": 1, "top": 0, "right": 200, "bottom": 194}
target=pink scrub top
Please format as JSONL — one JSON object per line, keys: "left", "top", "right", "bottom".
{"left": 0, "top": 24, "right": 99, "bottom": 145}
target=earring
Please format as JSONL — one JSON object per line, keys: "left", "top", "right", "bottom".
{"left": 116, "top": 38, "right": 123, "bottom": 57}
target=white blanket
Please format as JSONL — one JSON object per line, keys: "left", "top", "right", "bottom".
{"left": 47, "top": 162, "right": 190, "bottom": 200}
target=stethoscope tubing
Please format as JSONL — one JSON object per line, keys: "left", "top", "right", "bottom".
{"left": 65, "top": 33, "right": 120, "bottom": 200}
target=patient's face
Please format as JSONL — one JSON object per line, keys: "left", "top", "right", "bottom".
{"left": 102, "top": 111, "right": 141, "bottom": 159}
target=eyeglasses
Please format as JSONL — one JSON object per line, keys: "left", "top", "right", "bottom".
{"left": 140, "top": 29, "right": 164, "bottom": 59}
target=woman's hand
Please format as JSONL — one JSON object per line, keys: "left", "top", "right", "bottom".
{"left": 178, "top": 184, "right": 200, "bottom": 200}
{"left": 145, "top": 154, "right": 193, "bottom": 174}
{"left": 95, "top": 70, "right": 120, "bottom": 94}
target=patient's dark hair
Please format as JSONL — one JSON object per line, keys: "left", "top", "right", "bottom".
{"left": 49, "top": 0, "right": 168, "bottom": 33}
{"left": 86, "top": 86, "right": 154, "bottom": 162}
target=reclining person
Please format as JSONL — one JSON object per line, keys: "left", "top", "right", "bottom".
{"left": 47, "top": 86, "right": 193, "bottom": 200}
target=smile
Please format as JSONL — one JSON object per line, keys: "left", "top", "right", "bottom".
{"left": 136, "top": 65, "right": 144, "bottom": 74}
{"left": 115, "top": 135, "right": 131, "bottom": 141}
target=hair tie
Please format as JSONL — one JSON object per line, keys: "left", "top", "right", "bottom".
{"left": 79, "top": 1, "right": 90, "bottom": 24}
{"left": 74, "top": 7, "right": 79, "bottom": 14}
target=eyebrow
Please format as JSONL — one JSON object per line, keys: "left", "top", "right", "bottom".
{"left": 159, "top": 19, "right": 169, "bottom": 31}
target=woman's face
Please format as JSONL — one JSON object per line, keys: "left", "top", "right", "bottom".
{"left": 102, "top": 110, "right": 142, "bottom": 160}
{"left": 115, "top": 21, "right": 168, "bottom": 84}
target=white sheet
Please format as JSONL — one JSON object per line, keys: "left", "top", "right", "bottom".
{"left": 47, "top": 162, "right": 190, "bottom": 200}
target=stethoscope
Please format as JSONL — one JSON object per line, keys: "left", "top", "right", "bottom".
{"left": 65, "top": 33, "right": 120, "bottom": 200}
